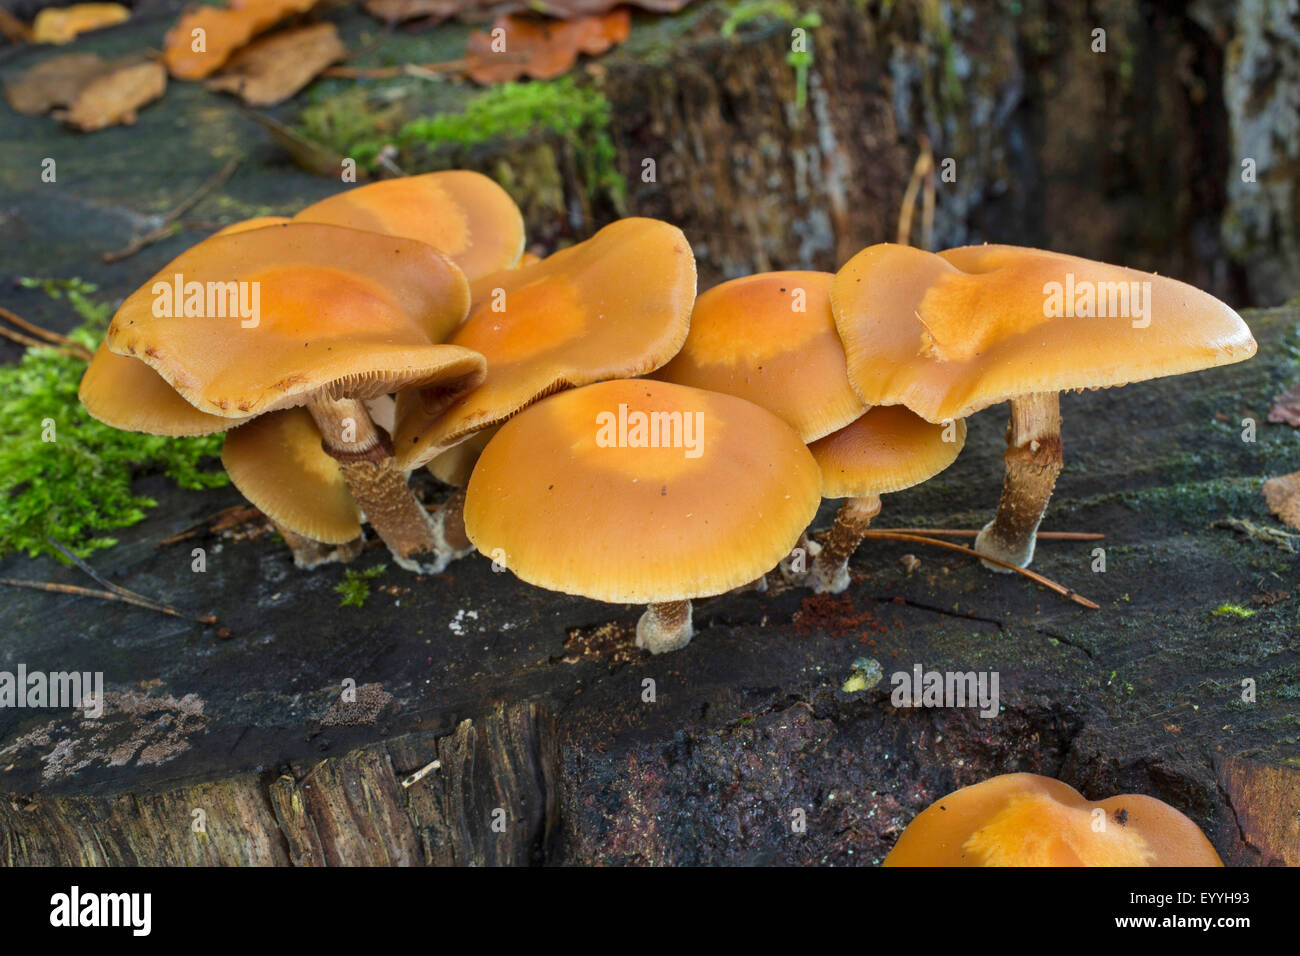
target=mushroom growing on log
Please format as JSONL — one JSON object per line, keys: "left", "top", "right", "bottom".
{"left": 462, "top": 379, "right": 821, "bottom": 654}
{"left": 884, "top": 773, "right": 1223, "bottom": 867}
{"left": 94, "top": 221, "right": 486, "bottom": 572}
{"left": 831, "top": 243, "right": 1257, "bottom": 570}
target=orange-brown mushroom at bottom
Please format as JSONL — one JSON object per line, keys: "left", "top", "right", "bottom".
{"left": 462, "top": 379, "right": 822, "bottom": 654}
{"left": 884, "top": 773, "right": 1222, "bottom": 867}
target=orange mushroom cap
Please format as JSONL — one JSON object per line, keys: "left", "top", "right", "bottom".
{"left": 394, "top": 217, "right": 696, "bottom": 470}
{"left": 294, "top": 171, "right": 525, "bottom": 282}
{"left": 809, "top": 405, "right": 965, "bottom": 499}
{"left": 103, "top": 221, "right": 482, "bottom": 418}
{"left": 79, "top": 341, "right": 245, "bottom": 437}
{"left": 163, "top": 0, "right": 317, "bottom": 80}
{"left": 654, "top": 271, "right": 867, "bottom": 442}
{"left": 463, "top": 379, "right": 821, "bottom": 604}
{"left": 221, "top": 408, "right": 361, "bottom": 544}
{"left": 212, "top": 216, "right": 290, "bottom": 237}
{"left": 884, "top": 773, "right": 1223, "bottom": 867}
{"left": 831, "top": 243, "right": 1257, "bottom": 422}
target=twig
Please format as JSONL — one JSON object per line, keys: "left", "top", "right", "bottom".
{"left": 103, "top": 157, "right": 242, "bottom": 263}
{"left": 875, "top": 528, "right": 1105, "bottom": 541}
{"left": 44, "top": 536, "right": 218, "bottom": 624}
{"left": 0, "top": 306, "right": 94, "bottom": 361}
{"left": 859, "top": 530, "right": 1100, "bottom": 609}
{"left": 156, "top": 504, "right": 264, "bottom": 546}
{"left": 0, "top": 578, "right": 217, "bottom": 624}
{"left": 897, "top": 134, "right": 934, "bottom": 248}
{"left": 321, "top": 59, "right": 466, "bottom": 79}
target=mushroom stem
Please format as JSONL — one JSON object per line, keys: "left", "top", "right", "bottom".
{"left": 307, "top": 395, "right": 447, "bottom": 572}
{"left": 431, "top": 487, "right": 473, "bottom": 554}
{"left": 975, "top": 391, "right": 1063, "bottom": 571}
{"left": 273, "top": 522, "right": 364, "bottom": 570}
{"left": 808, "top": 494, "right": 882, "bottom": 594}
{"left": 635, "top": 600, "right": 694, "bottom": 655}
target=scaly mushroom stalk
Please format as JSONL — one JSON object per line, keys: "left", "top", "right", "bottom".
{"left": 974, "top": 391, "right": 1062, "bottom": 571}
{"left": 308, "top": 394, "right": 450, "bottom": 572}
{"left": 635, "top": 600, "right": 693, "bottom": 655}
{"left": 273, "top": 522, "right": 364, "bottom": 570}
{"left": 808, "top": 494, "right": 882, "bottom": 594}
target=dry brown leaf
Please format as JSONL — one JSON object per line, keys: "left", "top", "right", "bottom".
{"left": 1262, "top": 470, "right": 1300, "bottom": 531}
{"left": 3, "top": 52, "right": 108, "bottom": 115}
{"left": 32, "top": 3, "right": 130, "bottom": 44}
{"left": 0, "top": 8, "right": 34, "bottom": 43}
{"left": 466, "top": 10, "right": 630, "bottom": 84}
{"left": 207, "top": 23, "right": 345, "bottom": 106}
{"left": 1267, "top": 383, "right": 1300, "bottom": 427}
{"left": 53, "top": 59, "right": 167, "bottom": 132}
{"left": 163, "top": 0, "right": 318, "bottom": 80}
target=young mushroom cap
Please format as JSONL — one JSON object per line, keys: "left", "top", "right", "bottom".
{"left": 212, "top": 216, "right": 290, "bottom": 236}
{"left": 809, "top": 405, "right": 966, "bottom": 498}
{"left": 221, "top": 407, "right": 362, "bottom": 544}
{"left": 653, "top": 271, "right": 866, "bottom": 441}
{"left": 463, "top": 379, "right": 821, "bottom": 604}
{"left": 831, "top": 243, "right": 1257, "bottom": 422}
{"left": 79, "top": 342, "right": 246, "bottom": 437}
{"left": 104, "top": 222, "right": 481, "bottom": 418}
{"left": 884, "top": 772, "right": 1223, "bottom": 867}
{"left": 294, "top": 171, "right": 525, "bottom": 281}
{"left": 394, "top": 217, "right": 696, "bottom": 470}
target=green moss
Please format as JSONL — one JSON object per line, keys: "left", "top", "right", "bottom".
{"left": 296, "top": 77, "right": 626, "bottom": 207}
{"left": 1212, "top": 603, "right": 1256, "bottom": 619}
{"left": 721, "top": 1, "right": 823, "bottom": 111}
{"left": 0, "top": 279, "right": 227, "bottom": 561}
{"left": 335, "top": 564, "right": 387, "bottom": 608}
{"left": 401, "top": 78, "right": 625, "bottom": 206}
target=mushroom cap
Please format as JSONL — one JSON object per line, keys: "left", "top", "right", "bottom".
{"left": 221, "top": 408, "right": 362, "bottom": 544}
{"left": 104, "top": 222, "right": 483, "bottom": 418}
{"left": 809, "top": 405, "right": 966, "bottom": 499}
{"left": 393, "top": 217, "right": 696, "bottom": 470}
{"left": 212, "top": 216, "right": 290, "bottom": 237}
{"left": 653, "top": 271, "right": 867, "bottom": 442}
{"left": 463, "top": 379, "right": 821, "bottom": 604}
{"left": 831, "top": 243, "right": 1258, "bottom": 422}
{"left": 294, "top": 171, "right": 525, "bottom": 282}
{"left": 884, "top": 772, "right": 1223, "bottom": 867}
{"left": 428, "top": 425, "right": 496, "bottom": 488}
{"left": 79, "top": 341, "right": 245, "bottom": 437}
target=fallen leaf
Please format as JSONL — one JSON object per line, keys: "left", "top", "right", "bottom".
{"left": 0, "top": 8, "right": 34, "bottom": 43}
{"left": 3, "top": 52, "right": 108, "bottom": 115}
{"left": 32, "top": 3, "right": 130, "bottom": 45}
{"left": 466, "top": 10, "right": 631, "bottom": 84}
{"left": 1262, "top": 470, "right": 1300, "bottom": 531}
{"left": 53, "top": 59, "right": 167, "bottom": 132}
{"left": 207, "top": 23, "right": 345, "bottom": 106}
{"left": 1267, "top": 383, "right": 1300, "bottom": 427}
{"left": 163, "top": 0, "right": 318, "bottom": 80}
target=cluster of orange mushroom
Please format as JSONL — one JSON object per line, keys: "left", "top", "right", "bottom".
{"left": 79, "top": 170, "right": 1257, "bottom": 654}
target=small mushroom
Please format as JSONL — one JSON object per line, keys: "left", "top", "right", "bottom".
{"left": 221, "top": 408, "right": 364, "bottom": 568}
{"left": 884, "top": 773, "right": 1223, "bottom": 866}
{"left": 294, "top": 170, "right": 525, "bottom": 281}
{"left": 100, "top": 221, "right": 486, "bottom": 571}
{"left": 394, "top": 216, "right": 697, "bottom": 470}
{"left": 803, "top": 406, "right": 965, "bottom": 593}
{"left": 653, "top": 271, "right": 867, "bottom": 441}
{"left": 462, "top": 379, "right": 821, "bottom": 654}
{"left": 832, "top": 243, "right": 1257, "bottom": 570}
